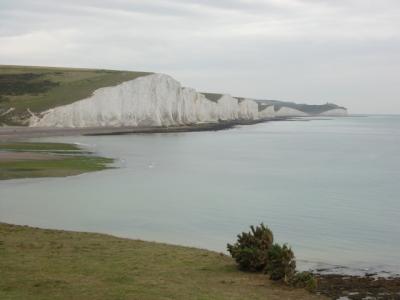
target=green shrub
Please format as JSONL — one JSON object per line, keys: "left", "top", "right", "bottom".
{"left": 227, "top": 223, "right": 274, "bottom": 272}
{"left": 266, "top": 243, "right": 296, "bottom": 282}
{"left": 228, "top": 224, "right": 318, "bottom": 294}
{"left": 289, "top": 271, "right": 317, "bottom": 291}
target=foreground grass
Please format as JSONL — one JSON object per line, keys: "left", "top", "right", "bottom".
{"left": 0, "top": 65, "right": 151, "bottom": 125}
{"left": 0, "top": 142, "right": 113, "bottom": 180}
{"left": 0, "top": 223, "right": 325, "bottom": 300}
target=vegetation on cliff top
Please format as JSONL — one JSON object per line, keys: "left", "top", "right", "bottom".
{"left": 0, "top": 65, "right": 151, "bottom": 125}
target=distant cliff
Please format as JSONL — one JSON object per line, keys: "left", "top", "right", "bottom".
{"left": 255, "top": 99, "right": 348, "bottom": 117}
{"left": 202, "top": 94, "right": 347, "bottom": 118}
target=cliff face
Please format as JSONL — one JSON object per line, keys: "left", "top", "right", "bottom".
{"left": 275, "top": 107, "right": 309, "bottom": 117}
{"left": 30, "top": 73, "right": 347, "bottom": 128}
{"left": 0, "top": 65, "right": 151, "bottom": 126}
{"left": 318, "top": 108, "right": 348, "bottom": 116}
{"left": 30, "top": 74, "right": 261, "bottom": 128}
{"left": 255, "top": 99, "right": 348, "bottom": 117}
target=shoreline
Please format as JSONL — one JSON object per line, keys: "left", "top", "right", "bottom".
{"left": 0, "top": 222, "right": 325, "bottom": 300}
{"left": 0, "top": 142, "right": 113, "bottom": 180}
{"left": 0, "top": 117, "right": 293, "bottom": 140}
{"left": 2, "top": 215, "right": 399, "bottom": 281}
{"left": 1, "top": 221, "right": 399, "bottom": 300}
{"left": 314, "top": 274, "right": 400, "bottom": 299}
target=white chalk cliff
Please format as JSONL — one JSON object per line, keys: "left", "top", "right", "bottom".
{"left": 30, "top": 73, "right": 346, "bottom": 128}
{"left": 275, "top": 107, "right": 309, "bottom": 117}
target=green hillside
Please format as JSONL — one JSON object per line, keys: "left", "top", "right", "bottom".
{"left": 0, "top": 65, "right": 151, "bottom": 125}
{"left": 202, "top": 92, "right": 223, "bottom": 102}
{"left": 0, "top": 223, "right": 324, "bottom": 300}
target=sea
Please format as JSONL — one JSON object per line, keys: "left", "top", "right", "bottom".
{"left": 1, "top": 115, "right": 399, "bottom": 276}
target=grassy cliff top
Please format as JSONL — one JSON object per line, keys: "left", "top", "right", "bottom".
{"left": 201, "top": 92, "right": 223, "bottom": 102}
{"left": 0, "top": 65, "right": 151, "bottom": 125}
{"left": 0, "top": 223, "right": 324, "bottom": 300}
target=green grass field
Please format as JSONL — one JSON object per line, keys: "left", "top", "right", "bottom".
{"left": 0, "top": 223, "right": 324, "bottom": 300}
{"left": 0, "top": 156, "right": 113, "bottom": 180}
{"left": 0, "top": 65, "right": 151, "bottom": 125}
{"left": 202, "top": 92, "right": 223, "bottom": 103}
{"left": 0, "top": 142, "right": 113, "bottom": 180}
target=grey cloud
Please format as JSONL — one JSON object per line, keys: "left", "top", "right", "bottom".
{"left": 0, "top": 0, "right": 399, "bottom": 113}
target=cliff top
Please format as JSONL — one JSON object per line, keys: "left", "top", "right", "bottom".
{"left": 0, "top": 65, "right": 151, "bottom": 125}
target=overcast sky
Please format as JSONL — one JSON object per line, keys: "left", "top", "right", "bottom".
{"left": 1, "top": 0, "right": 399, "bottom": 114}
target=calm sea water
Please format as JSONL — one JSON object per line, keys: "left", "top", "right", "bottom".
{"left": 1, "top": 116, "right": 399, "bottom": 276}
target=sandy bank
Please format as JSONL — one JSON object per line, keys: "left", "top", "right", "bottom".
{"left": 0, "top": 151, "right": 62, "bottom": 162}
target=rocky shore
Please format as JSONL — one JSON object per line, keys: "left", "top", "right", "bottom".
{"left": 314, "top": 274, "right": 400, "bottom": 299}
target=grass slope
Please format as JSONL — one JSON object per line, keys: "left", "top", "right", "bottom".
{"left": 0, "top": 223, "right": 325, "bottom": 300}
{"left": 0, "top": 65, "right": 151, "bottom": 125}
{"left": 0, "top": 156, "right": 113, "bottom": 180}
{"left": 0, "top": 142, "right": 113, "bottom": 180}
{"left": 201, "top": 92, "right": 223, "bottom": 103}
